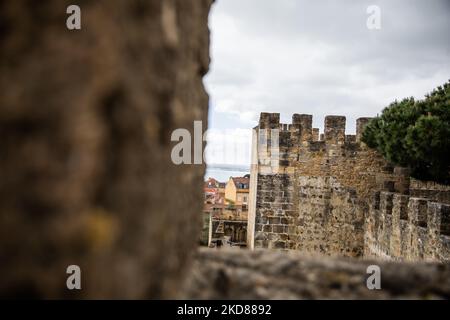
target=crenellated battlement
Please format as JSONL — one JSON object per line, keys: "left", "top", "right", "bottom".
{"left": 257, "top": 112, "right": 372, "bottom": 146}
{"left": 255, "top": 113, "right": 376, "bottom": 173}
{"left": 259, "top": 112, "right": 281, "bottom": 129}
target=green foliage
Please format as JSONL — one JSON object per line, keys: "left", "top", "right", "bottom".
{"left": 362, "top": 81, "right": 450, "bottom": 184}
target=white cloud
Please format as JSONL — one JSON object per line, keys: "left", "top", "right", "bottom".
{"left": 204, "top": 128, "right": 253, "bottom": 166}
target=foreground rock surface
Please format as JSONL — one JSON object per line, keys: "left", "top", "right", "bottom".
{"left": 0, "top": 0, "right": 212, "bottom": 299}
{"left": 184, "top": 248, "right": 450, "bottom": 299}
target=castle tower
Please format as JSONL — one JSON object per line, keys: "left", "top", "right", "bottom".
{"left": 247, "top": 112, "right": 450, "bottom": 262}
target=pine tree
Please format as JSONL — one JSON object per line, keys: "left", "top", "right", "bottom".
{"left": 362, "top": 81, "right": 450, "bottom": 184}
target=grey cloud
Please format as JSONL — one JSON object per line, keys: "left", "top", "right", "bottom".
{"left": 206, "top": 0, "right": 450, "bottom": 136}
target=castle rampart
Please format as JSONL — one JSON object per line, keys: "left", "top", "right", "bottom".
{"left": 247, "top": 112, "right": 450, "bottom": 262}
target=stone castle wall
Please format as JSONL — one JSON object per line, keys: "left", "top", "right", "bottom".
{"left": 248, "top": 113, "right": 450, "bottom": 262}
{"left": 365, "top": 191, "right": 450, "bottom": 262}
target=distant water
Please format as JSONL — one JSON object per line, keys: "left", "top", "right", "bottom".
{"left": 205, "top": 164, "right": 250, "bottom": 183}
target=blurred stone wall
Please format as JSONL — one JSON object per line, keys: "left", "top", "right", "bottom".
{"left": 184, "top": 248, "right": 450, "bottom": 299}
{"left": 0, "top": 0, "right": 212, "bottom": 299}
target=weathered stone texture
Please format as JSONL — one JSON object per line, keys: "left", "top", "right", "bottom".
{"left": 249, "top": 113, "right": 450, "bottom": 262}
{"left": 0, "top": 0, "right": 212, "bottom": 298}
{"left": 365, "top": 192, "right": 450, "bottom": 262}
{"left": 183, "top": 248, "right": 450, "bottom": 299}
{"left": 410, "top": 179, "right": 450, "bottom": 204}
{"left": 250, "top": 113, "right": 393, "bottom": 257}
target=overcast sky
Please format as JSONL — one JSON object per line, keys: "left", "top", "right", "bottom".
{"left": 204, "top": 0, "right": 450, "bottom": 166}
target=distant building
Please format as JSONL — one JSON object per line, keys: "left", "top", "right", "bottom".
{"left": 204, "top": 177, "right": 220, "bottom": 195}
{"left": 225, "top": 176, "right": 250, "bottom": 208}
{"left": 204, "top": 177, "right": 224, "bottom": 204}
{"left": 218, "top": 182, "right": 226, "bottom": 202}
{"left": 205, "top": 177, "right": 220, "bottom": 189}
{"left": 202, "top": 175, "right": 249, "bottom": 248}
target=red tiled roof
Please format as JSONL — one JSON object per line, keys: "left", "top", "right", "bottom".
{"left": 231, "top": 176, "right": 250, "bottom": 189}
{"left": 204, "top": 177, "right": 220, "bottom": 188}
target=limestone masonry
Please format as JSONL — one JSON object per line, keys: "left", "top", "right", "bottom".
{"left": 247, "top": 113, "right": 450, "bottom": 262}
{"left": 184, "top": 248, "right": 450, "bottom": 299}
